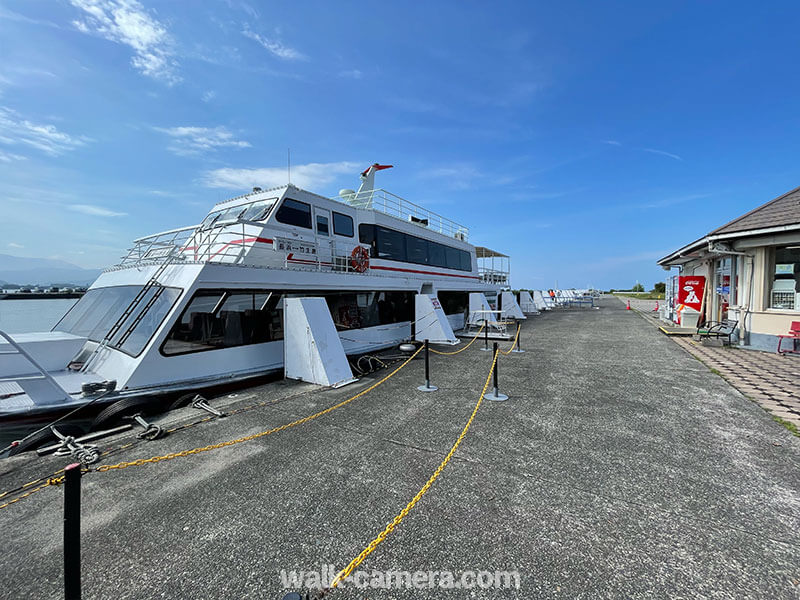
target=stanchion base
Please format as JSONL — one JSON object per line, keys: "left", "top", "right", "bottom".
{"left": 511, "top": 348, "right": 525, "bottom": 353}
{"left": 484, "top": 390, "right": 509, "bottom": 401}
{"left": 417, "top": 384, "right": 438, "bottom": 392}
{"left": 480, "top": 347, "right": 492, "bottom": 352}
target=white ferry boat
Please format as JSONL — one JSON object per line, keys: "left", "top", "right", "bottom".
{"left": 0, "top": 164, "right": 514, "bottom": 426}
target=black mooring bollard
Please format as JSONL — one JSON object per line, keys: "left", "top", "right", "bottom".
{"left": 64, "top": 462, "right": 82, "bottom": 600}
{"left": 484, "top": 342, "right": 509, "bottom": 401}
{"left": 481, "top": 319, "right": 491, "bottom": 351}
{"left": 417, "top": 339, "right": 438, "bottom": 392}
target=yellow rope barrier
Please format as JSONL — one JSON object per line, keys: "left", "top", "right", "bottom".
{"left": 94, "top": 345, "right": 423, "bottom": 474}
{"left": 500, "top": 324, "right": 522, "bottom": 355}
{"left": 429, "top": 322, "right": 485, "bottom": 355}
{"left": 329, "top": 346, "right": 499, "bottom": 589}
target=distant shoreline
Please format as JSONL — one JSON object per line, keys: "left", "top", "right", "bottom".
{"left": 0, "top": 292, "right": 85, "bottom": 300}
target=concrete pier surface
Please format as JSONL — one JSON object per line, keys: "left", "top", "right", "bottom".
{"left": 1, "top": 298, "right": 799, "bottom": 599}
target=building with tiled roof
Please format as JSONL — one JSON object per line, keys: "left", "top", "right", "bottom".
{"left": 658, "top": 186, "right": 800, "bottom": 352}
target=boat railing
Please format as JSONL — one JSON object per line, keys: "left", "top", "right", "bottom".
{"left": 113, "top": 221, "right": 370, "bottom": 275}
{"left": 478, "top": 267, "right": 509, "bottom": 285}
{"left": 335, "top": 188, "right": 469, "bottom": 241}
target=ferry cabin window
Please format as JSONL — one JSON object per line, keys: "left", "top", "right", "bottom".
{"left": 162, "top": 291, "right": 284, "bottom": 355}
{"left": 376, "top": 227, "right": 406, "bottom": 261}
{"left": 160, "top": 289, "right": 414, "bottom": 355}
{"left": 316, "top": 215, "right": 329, "bottom": 236}
{"left": 406, "top": 235, "right": 428, "bottom": 265}
{"left": 241, "top": 198, "right": 277, "bottom": 221}
{"left": 358, "top": 224, "right": 472, "bottom": 271}
{"left": 275, "top": 198, "right": 312, "bottom": 229}
{"left": 322, "top": 290, "right": 413, "bottom": 330}
{"left": 332, "top": 212, "right": 354, "bottom": 237}
{"left": 54, "top": 285, "right": 181, "bottom": 356}
{"left": 438, "top": 291, "right": 469, "bottom": 315}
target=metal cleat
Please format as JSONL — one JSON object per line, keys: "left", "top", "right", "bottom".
{"left": 191, "top": 395, "right": 226, "bottom": 418}
{"left": 51, "top": 427, "right": 100, "bottom": 465}
{"left": 127, "top": 413, "right": 165, "bottom": 440}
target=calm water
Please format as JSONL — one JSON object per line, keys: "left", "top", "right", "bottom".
{"left": 0, "top": 299, "right": 79, "bottom": 334}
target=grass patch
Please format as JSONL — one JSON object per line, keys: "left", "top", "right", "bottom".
{"left": 772, "top": 415, "right": 800, "bottom": 437}
{"left": 709, "top": 367, "right": 722, "bottom": 376}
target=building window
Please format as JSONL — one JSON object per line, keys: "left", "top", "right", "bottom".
{"left": 333, "top": 212, "right": 354, "bottom": 237}
{"left": 275, "top": 198, "right": 312, "bottom": 229}
{"left": 770, "top": 246, "right": 800, "bottom": 310}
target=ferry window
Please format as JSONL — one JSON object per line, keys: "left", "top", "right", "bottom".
{"left": 275, "top": 198, "right": 312, "bottom": 229}
{"left": 376, "top": 226, "right": 406, "bottom": 261}
{"left": 445, "top": 246, "right": 462, "bottom": 270}
{"left": 162, "top": 290, "right": 284, "bottom": 355}
{"left": 438, "top": 291, "right": 469, "bottom": 315}
{"left": 359, "top": 224, "right": 375, "bottom": 247}
{"left": 241, "top": 198, "right": 277, "bottom": 222}
{"left": 316, "top": 215, "right": 329, "bottom": 236}
{"left": 200, "top": 210, "right": 222, "bottom": 229}
{"left": 406, "top": 235, "right": 428, "bottom": 265}
{"left": 218, "top": 205, "right": 247, "bottom": 222}
{"left": 428, "top": 242, "right": 446, "bottom": 268}
{"left": 54, "top": 285, "right": 181, "bottom": 356}
{"left": 333, "top": 212, "right": 354, "bottom": 237}
{"left": 461, "top": 251, "right": 472, "bottom": 271}
{"left": 115, "top": 287, "right": 182, "bottom": 356}
{"left": 321, "top": 290, "right": 414, "bottom": 329}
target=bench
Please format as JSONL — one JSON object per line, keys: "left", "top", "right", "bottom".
{"left": 696, "top": 319, "right": 738, "bottom": 345}
{"left": 777, "top": 321, "right": 800, "bottom": 355}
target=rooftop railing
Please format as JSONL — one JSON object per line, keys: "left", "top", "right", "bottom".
{"left": 335, "top": 189, "right": 469, "bottom": 241}
{"left": 112, "top": 221, "right": 369, "bottom": 275}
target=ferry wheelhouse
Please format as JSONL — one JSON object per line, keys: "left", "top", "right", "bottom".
{"left": 0, "top": 164, "right": 511, "bottom": 419}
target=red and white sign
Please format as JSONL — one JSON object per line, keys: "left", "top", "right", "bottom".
{"left": 678, "top": 276, "right": 705, "bottom": 311}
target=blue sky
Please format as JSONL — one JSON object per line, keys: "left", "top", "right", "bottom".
{"left": 1, "top": 1, "right": 799, "bottom": 289}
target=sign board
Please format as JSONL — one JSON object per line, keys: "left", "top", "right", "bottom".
{"left": 776, "top": 263, "right": 794, "bottom": 275}
{"left": 678, "top": 276, "right": 705, "bottom": 311}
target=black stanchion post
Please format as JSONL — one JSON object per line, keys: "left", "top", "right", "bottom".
{"left": 512, "top": 326, "right": 524, "bottom": 353}
{"left": 64, "top": 462, "right": 82, "bottom": 600}
{"left": 417, "top": 339, "right": 438, "bottom": 392}
{"left": 484, "top": 342, "right": 509, "bottom": 401}
{"left": 481, "top": 319, "right": 491, "bottom": 351}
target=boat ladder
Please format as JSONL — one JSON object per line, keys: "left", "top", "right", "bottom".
{"left": 82, "top": 253, "right": 176, "bottom": 373}
{"left": 0, "top": 329, "right": 71, "bottom": 406}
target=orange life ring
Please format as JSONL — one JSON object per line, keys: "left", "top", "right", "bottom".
{"left": 350, "top": 245, "right": 370, "bottom": 273}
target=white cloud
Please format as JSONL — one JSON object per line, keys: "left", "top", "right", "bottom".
{"left": 416, "top": 163, "right": 482, "bottom": 189}
{"left": 0, "top": 149, "right": 27, "bottom": 162}
{"left": 7, "top": 242, "right": 24, "bottom": 248}
{"left": 242, "top": 27, "right": 306, "bottom": 61}
{"left": 154, "top": 126, "right": 251, "bottom": 156}
{"left": 0, "top": 107, "right": 90, "bottom": 156}
{"left": 643, "top": 148, "right": 683, "bottom": 161}
{"left": 68, "top": 204, "right": 127, "bottom": 217}
{"left": 603, "top": 140, "right": 621, "bottom": 146}
{"left": 69, "top": 0, "right": 179, "bottom": 84}
{"left": 338, "top": 69, "right": 362, "bottom": 79}
{"left": 201, "top": 90, "right": 216, "bottom": 102}
{"left": 202, "top": 161, "right": 360, "bottom": 190}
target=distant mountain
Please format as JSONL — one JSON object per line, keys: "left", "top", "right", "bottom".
{"left": 0, "top": 254, "right": 101, "bottom": 286}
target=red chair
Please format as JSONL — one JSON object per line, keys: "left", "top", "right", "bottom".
{"left": 777, "top": 321, "right": 800, "bottom": 355}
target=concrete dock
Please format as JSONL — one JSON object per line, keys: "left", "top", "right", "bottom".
{"left": 1, "top": 298, "right": 799, "bottom": 599}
